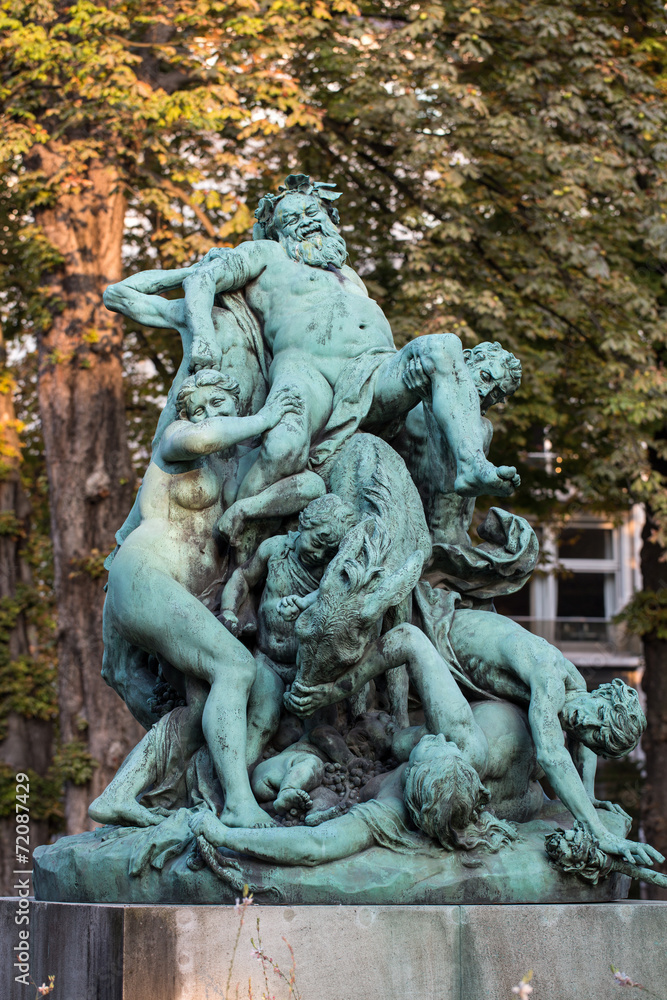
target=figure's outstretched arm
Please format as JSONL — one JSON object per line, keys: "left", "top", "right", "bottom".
{"left": 181, "top": 242, "right": 275, "bottom": 365}
{"left": 104, "top": 267, "right": 193, "bottom": 329}
{"left": 160, "top": 387, "right": 301, "bottom": 463}
{"left": 189, "top": 808, "right": 374, "bottom": 866}
{"left": 530, "top": 685, "right": 662, "bottom": 867}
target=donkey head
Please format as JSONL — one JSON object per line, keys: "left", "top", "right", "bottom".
{"left": 294, "top": 517, "right": 424, "bottom": 684}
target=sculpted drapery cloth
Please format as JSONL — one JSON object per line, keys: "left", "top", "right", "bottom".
{"left": 428, "top": 507, "right": 539, "bottom": 601}
{"left": 307, "top": 347, "right": 400, "bottom": 475}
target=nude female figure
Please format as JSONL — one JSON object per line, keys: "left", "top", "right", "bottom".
{"left": 102, "top": 368, "right": 304, "bottom": 828}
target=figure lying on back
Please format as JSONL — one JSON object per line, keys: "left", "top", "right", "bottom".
{"left": 190, "top": 698, "right": 546, "bottom": 867}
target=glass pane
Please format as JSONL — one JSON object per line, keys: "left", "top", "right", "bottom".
{"left": 557, "top": 572, "right": 606, "bottom": 619}
{"left": 494, "top": 586, "right": 531, "bottom": 618}
{"left": 558, "top": 528, "right": 612, "bottom": 560}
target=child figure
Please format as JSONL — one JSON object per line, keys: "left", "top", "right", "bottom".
{"left": 219, "top": 493, "right": 358, "bottom": 677}
{"left": 252, "top": 742, "right": 326, "bottom": 816}
{"left": 250, "top": 712, "right": 397, "bottom": 821}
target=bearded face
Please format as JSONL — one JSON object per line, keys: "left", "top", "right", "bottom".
{"left": 271, "top": 193, "right": 347, "bottom": 269}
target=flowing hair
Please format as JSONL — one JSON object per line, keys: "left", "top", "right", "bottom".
{"left": 577, "top": 678, "right": 646, "bottom": 758}
{"left": 403, "top": 735, "right": 517, "bottom": 854}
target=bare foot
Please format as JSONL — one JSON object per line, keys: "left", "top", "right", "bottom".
{"left": 88, "top": 794, "right": 163, "bottom": 828}
{"left": 305, "top": 803, "right": 343, "bottom": 827}
{"left": 219, "top": 799, "right": 276, "bottom": 829}
{"left": 274, "top": 786, "right": 312, "bottom": 814}
{"left": 454, "top": 458, "right": 520, "bottom": 498}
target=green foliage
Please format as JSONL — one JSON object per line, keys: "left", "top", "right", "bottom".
{"left": 615, "top": 589, "right": 667, "bottom": 640}
{"left": 0, "top": 763, "right": 63, "bottom": 823}
{"left": 0, "top": 508, "right": 23, "bottom": 537}
{"left": 67, "top": 548, "right": 107, "bottom": 581}
{"left": 0, "top": 583, "right": 57, "bottom": 741}
{"left": 50, "top": 740, "right": 98, "bottom": 787}
{"left": 260, "top": 0, "right": 667, "bottom": 536}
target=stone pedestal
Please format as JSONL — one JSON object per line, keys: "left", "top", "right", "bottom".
{"left": 1, "top": 899, "right": 666, "bottom": 1000}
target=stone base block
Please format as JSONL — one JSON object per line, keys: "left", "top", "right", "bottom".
{"left": 1, "top": 899, "right": 666, "bottom": 1000}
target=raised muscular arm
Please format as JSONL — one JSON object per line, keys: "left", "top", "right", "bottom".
{"left": 181, "top": 241, "right": 279, "bottom": 360}
{"left": 103, "top": 266, "right": 194, "bottom": 329}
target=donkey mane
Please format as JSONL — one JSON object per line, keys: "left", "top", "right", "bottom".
{"left": 341, "top": 521, "right": 392, "bottom": 596}
{"left": 362, "top": 470, "right": 394, "bottom": 523}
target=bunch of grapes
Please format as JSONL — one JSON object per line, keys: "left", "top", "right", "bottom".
{"left": 271, "top": 752, "right": 402, "bottom": 827}
{"left": 147, "top": 677, "right": 186, "bottom": 717}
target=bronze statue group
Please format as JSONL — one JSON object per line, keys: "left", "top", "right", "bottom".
{"left": 89, "top": 175, "right": 663, "bottom": 893}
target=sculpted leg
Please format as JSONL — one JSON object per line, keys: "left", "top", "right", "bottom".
{"left": 220, "top": 471, "right": 326, "bottom": 549}
{"left": 372, "top": 335, "right": 518, "bottom": 497}
{"left": 88, "top": 726, "right": 163, "bottom": 827}
{"left": 251, "top": 753, "right": 291, "bottom": 802}
{"left": 106, "top": 567, "right": 272, "bottom": 828}
{"left": 89, "top": 680, "right": 207, "bottom": 827}
{"left": 235, "top": 353, "right": 333, "bottom": 501}
{"left": 274, "top": 753, "right": 325, "bottom": 813}
{"left": 246, "top": 656, "right": 285, "bottom": 767}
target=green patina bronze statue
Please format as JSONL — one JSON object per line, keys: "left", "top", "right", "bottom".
{"left": 33, "top": 174, "right": 665, "bottom": 905}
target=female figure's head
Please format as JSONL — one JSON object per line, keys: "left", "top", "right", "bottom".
{"left": 176, "top": 369, "right": 241, "bottom": 423}
{"left": 403, "top": 734, "right": 516, "bottom": 853}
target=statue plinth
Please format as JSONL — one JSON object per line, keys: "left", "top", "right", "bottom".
{"left": 3, "top": 898, "right": 666, "bottom": 1000}
{"left": 33, "top": 806, "right": 631, "bottom": 906}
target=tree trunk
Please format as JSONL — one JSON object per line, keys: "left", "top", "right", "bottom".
{"left": 32, "top": 144, "right": 143, "bottom": 835}
{"left": 639, "top": 504, "right": 667, "bottom": 900}
{"left": 0, "top": 330, "right": 54, "bottom": 894}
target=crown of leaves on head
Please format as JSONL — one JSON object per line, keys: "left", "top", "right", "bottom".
{"left": 253, "top": 173, "right": 342, "bottom": 240}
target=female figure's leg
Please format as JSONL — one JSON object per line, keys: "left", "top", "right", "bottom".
{"left": 106, "top": 561, "right": 272, "bottom": 828}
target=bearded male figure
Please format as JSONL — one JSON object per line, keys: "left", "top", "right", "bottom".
{"left": 175, "top": 174, "right": 519, "bottom": 508}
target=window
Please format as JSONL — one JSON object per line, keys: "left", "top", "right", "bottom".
{"left": 492, "top": 511, "right": 644, "bottom": 668}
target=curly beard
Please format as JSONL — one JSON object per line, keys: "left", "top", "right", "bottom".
{"left": 278, "top": 218, "right": 347, "bottom": 269}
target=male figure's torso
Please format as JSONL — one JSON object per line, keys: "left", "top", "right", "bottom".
{"left": 244, "top": 243, "right": 396, "bottom": 387}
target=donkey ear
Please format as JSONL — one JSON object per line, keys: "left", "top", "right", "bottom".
{"left": 361, "top": 549, "right": 424, "bottom": 624}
